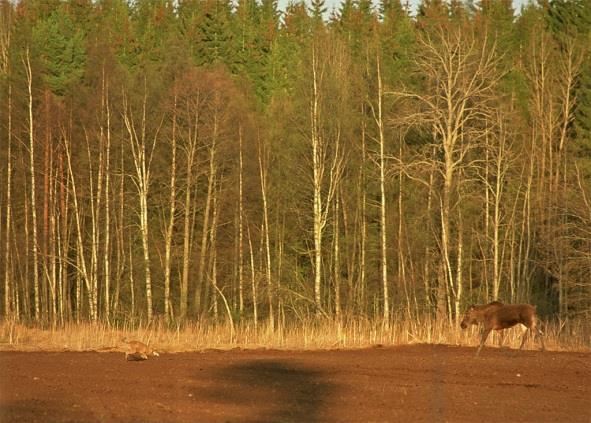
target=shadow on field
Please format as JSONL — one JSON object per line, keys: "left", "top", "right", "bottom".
{"left": 196, "top": 360, "right": 334, "bottom": 422}
{"left": 1, "top": 399, "right": 92, "bottom": 423}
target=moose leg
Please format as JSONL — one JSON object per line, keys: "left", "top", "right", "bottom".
{"left": 534, "top": 325, "right": 546, "bottom": 352}
{"left": 519, "top": 328, "right": 529, "bottom": 350}
{"left": 476, "top": 328, "right": 491, "bottom": 356}
{"left": 497, "top": 330, "right": 505, "bottom": 348}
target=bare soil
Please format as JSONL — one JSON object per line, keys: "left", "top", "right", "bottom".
{"left": 1, "top": 344, "right": 589, "bottom": 422}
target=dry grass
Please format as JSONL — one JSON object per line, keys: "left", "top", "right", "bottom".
{"left": 0, "top": 316, "right": 589, "bottom": 353}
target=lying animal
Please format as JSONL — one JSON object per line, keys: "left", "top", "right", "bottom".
{"left": 122, "top": 338, "right": 160, "bottom": 361}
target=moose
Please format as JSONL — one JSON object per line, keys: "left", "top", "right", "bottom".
{"left": 460, "top": 301, "right": 545, "bottom": 356}
{"left": 121, "top": 338, "right": 160, "bottom": 361}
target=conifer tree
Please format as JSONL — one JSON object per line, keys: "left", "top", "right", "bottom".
{"left": 195, "top": 0, "right": 235, "bottom": 67}
{"left": 310, "top": 0, "right": 327, "bottom": 24}
{"left": 32, "top": 8, "right": 86, "bottom": 96}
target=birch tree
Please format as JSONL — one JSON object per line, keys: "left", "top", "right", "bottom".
{"left": 122, "top": 81, "right": 162, "bottom": 321}
{"left": 308, "top": 38, "right": 345, "bottom": 314}
{"left": 1, "top": 2, "right": 12, "bottom": 317}
{"left": 394, "top": 26, "right": 500, "bottom": 317}
{"left": 163, "top": 92, "right": 178, "bottom": 321}
{"left": 238, "top": 126, "right": 245, "bottom": 316}
{"left": 524, "top": 15, "right": 586, "bottom": 314}
{"left": 368, "top": 52, "right": 390, "bottom": 321}
{"left": 101, "top": 66, "right": 113, "bottom": 322}
{"left": 63, "top": 126, "right": 93, "bottom": 321}
{"left": 178, "top": 75, "right": 201, "bottom": 320}
{"left": 24, "top": 49, "right": 41, "bottom": 321}
{"left": 258, "top": 134, "right": 274, "bottom": 324}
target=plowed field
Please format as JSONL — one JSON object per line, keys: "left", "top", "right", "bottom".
{"left": 1, "top": 344, "right": 589, "bottom": 422}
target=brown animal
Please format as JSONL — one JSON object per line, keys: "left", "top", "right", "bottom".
{"left": 460, "top": 301, "right": 545, "bottom": 356}
{"left": 122, "top": 338, "right": 160, "bottom": 361}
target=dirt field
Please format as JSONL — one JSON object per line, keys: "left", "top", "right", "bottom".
{"left": 1, "top": 344, "right": 589, "bottom": 422}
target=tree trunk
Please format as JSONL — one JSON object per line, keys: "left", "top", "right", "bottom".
{"left": 4, "top": 73, "right": 12, "bottom": 317}
{"left": 180, "top": 132, "right": 196, "bottom": 320}
{"left": 359, "top": 111, "right": 367, "bottom": 314}
{"left": 238, "top": 126, "right": 245, "bottom": 316}
{"left": 122, "top": 86, "right": 159, "bottom": 321}
{"left": 311, "top": 43, "right": 323, "bottom": 313}
{"left": 25, "top": 49, "right": 40, "bottom": 322}
{"left": 210, "top": 182, "right": 220, "bottom": 321}
{"left": 247, "top": 225, "right": 258, "bottom": 328}
{"left": 333, "top": 192, "right": 341, "bottom": 319}
{"left": 164, "top": 93, "right": 177, "bottom": 321}
{"left": 258, "top": 135, "right": 273, "bottom": 326}
{"left": 64, "top": 127, "right": 92, "bottom": 321}
{"left": 196, "top": 139, "right": 215, "bottom": 316}
{"left": 103, "top": 71, "right": 112, "bottom": 322}
{"left": 397, "top": 136, "right": 410, "bottom": 319}
{"left": 375, "top": 54, "right": 389, "bottom": 321}
{"left": 42, "top": 89, "right": 50, "bottom": 322}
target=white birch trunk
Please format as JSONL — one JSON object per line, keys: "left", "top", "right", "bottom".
{"left": 210, "top": 183, "right": 220, "bottom": 321}
{"left": 64, "top": 130, "right": 92, "bottom": 321}
{"left": 258, "top": 136, "right": 273, "bottom": 325}
{"left": 238, "top": 126, "right": 245, "bottom": 315}
{"left": 247, "top": 225, "right": 258, "bottom": 328}
{"left": 375, "top": 54, "right": 389, "bottom": 321}
{"left": 164, "top": 94, "right": 177, "bottom": 321}
{"left": 103, "top": 73, "right": 112, "bottom": 322}
{"left": 122, "top": 86, "right": 159, "bottom": 321}
{"left": 333, "top": 193, "right": 341, "bottom": 319}
{"left": 196, "top": 138, "right": 215, "bottom": 315}
{"left": 4, "top": 73, "right": 12, "bottom": 317}
{"left": 25, "top": 49, "right": 41, "bottom": 321}
{"left": 180, "top": 129, "right": 196, "bottom": 319}
{"left": 311, "top": 43, "right": 323, "bottom": 312}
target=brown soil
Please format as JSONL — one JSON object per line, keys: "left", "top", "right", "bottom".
{"left": 1, "top": 344, "right": 589, "bottom": 422}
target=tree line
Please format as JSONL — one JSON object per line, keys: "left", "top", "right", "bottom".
{"left": 0, "top": 0, "right": 590, "bottom": 326}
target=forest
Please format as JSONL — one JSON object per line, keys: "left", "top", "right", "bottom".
{"left": 0, "top": 0, "right": 590, "bottom": 332}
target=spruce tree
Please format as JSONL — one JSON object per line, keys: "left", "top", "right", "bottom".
{"left": 547, "top": 0, "right": 591, "bottom": 175}
{"left": 32, "top": 7, "right": 86, "bottom": 96}
{"left": 309, "top": 0, "right": 327, "bottom": 24}
{"left": 194, "top": 0, "right": 235, "bottom": 67}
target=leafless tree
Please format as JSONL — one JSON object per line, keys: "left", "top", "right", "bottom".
{"left": 391, "top": 26, "right": 501, "bottom": 318}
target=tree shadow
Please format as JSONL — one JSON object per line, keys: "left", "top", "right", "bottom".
{"left": 193, "top": 360, "right": 334, "bottom": 423}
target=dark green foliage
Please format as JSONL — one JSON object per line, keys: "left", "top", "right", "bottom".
{"left": 576, "top": 62, "right": 591, "bottom": 165}
{"left": 194, "top": 0, "right": 235, "bottom": 66}
{"left": 32, "top": 8, "right": 86, "bottom": 95}
{"left": 547, "top": 0, "right": 590, "bottom": 42}
{"left": 548, "top": 0, "right": 591, "bottom": 176}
